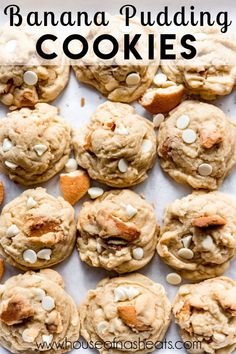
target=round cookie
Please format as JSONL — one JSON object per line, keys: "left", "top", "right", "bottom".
{"left": 77, "top": 189, "right": 159, "bottom": 273}
{"left": 73, "top": 101, "right": 157, "bottom": 187}
{"left": 173, "top": 276, "right": 236, "bottom": 354}
{"left": 161, "top": 28, "right": 236, "bottom": 100}
{"left": 0, "top": 269, "right": 80, "bottom": 354}
{"left": 0, "top": 188, "right": 76, "bottom": 270}
{"left": 157, "top": 100, "right": 236, "bottom": 190}
{"left": 72, "top": 15, "right": 158, "bottom": 103}
{"left": 80, "top": 273, "right": 171, "bottom": 354}
{"left": 157, "top": 191, "right": 236, "bottom": 281}
{"left": 0, "top": 23, "right": 69, "bottom": 109}
{"left": 0, "top": 103, "right": 72, "bottom": 185}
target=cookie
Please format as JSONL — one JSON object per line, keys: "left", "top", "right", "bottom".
{"left": 73, "top": 101, "right": 157, "bottom": 187}
{"left": 72, "top": 15, "right": 158, "bottom": 103}
{"left": 80, "top": 273, "right": 171, "bottom": 354}
{"left": 157, "top": 191, "right": 236, "bottom": 281}
{"left": 173, "top": 276, "right": 236, "bottom": 354}
{"left": 161, "top": 28, "right": 236, "bottom": 100}
{"left": 77, "top": 189, "right": 159, "bottom": 273}
{"left": 157, "top": 100, "right": 236, "bottom": 190}
{"left": 0, "top": 23, "right": 69, "bottom": 109}
{"left": 0, "top": 269, "right": 80, "bottom": 354}
{"left": 0, "top": 188, "right": 76, "bottom": 270}
{"left": 0, "top": 103, "right": 72, "bottom": 185}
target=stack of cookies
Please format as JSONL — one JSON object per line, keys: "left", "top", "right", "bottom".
{"left": 0, "top": 14, "right": 236, "bottom": 354}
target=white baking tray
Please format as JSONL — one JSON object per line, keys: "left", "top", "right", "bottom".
{"left": 0, "top": 0, "right": 236, "bottom": 353}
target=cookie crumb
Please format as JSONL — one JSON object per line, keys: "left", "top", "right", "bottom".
{"left": 80, "top": 97, "right": 85, "bottom": 107}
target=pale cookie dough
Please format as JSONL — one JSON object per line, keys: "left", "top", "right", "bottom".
{"left": 0, "top": 24, "right": 69, "bottom": 109}
{"left": 77, "top": 189, "right": 159, "bottom": 273}
{"left": 161, "top": 28, "right": 236, "bottom": 100}
{"left": 0, "top": 188, "right": 76, "bottom": 270}
{"left": 80, "top": 273, "right": 171, "bottom": 354}
{"left": 73, "top": 101, "right": 157, "bottom": 187}
{"left": 0, "top": 269, "right": 80, "bottom": 354}
{"left": 157, "top": 100, "right": 236, "bottom": 190}
{"left": 173, "top": 276, "right": 236, "bottom": 354}
{"left": 157, "top": 191, "right": 236, "bottom": 281}
{"left": 0, "top": 103, "right": 72, "bottom": 185}
{"left": 73, "top": 15, "right": 158, "bottom": 103}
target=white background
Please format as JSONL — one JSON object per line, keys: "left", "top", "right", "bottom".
{"left": 0, "top": 0, "right": 236, "bottom": 353}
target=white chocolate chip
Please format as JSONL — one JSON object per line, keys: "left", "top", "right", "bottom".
{"left": 65, "top": 158, "right": 78, "bottom": 173}
{"left": 6, "top": 224, "right": 19, "bottom": 237}
{"left": 96, "top": 242, "right": 103, "bottom": 254}
{"left": 118, "top": 159, "right": 128, "bottom": 173}
{"left": 176, "top": 115, "right": 190, "bottom": 129}
{"left": 23, "top": 249, "right": 37, "bottom": 264}
{"left": 153, "top": 73, "right": 167, "bottom": 86}
{"left": 37, "top": 249, "right": 52, "bottom": 260}
{"left": 213, "top": 333, "right": 226, "bottom": 343}
{"left": 181, "top": 235, "right": 192, "bottom": 249}
{"left": 5, "top": 40, "right": 17, "bottom": 53}
{"left": 182, "top": 129, "right": 197, "bottom": 144}
{"left": 23, "top": 71, "right": 38, "bottom": 86}
{"left": 114, "top": 286, "right": 139, "bottom": 302}
{"left": 97, "top": 321, "right": 109, "bottom": 334}
{"left": 202, "top": 235, "right": 214, "bottom": 251}
{"left": 5, "top": 160, "right": 17, "bottom": 169}
{"left": 125, "top": 287, "right": 140, "bottom": 300}
{"left": 33, "top": 144, "right": 48, "bottom": 156}
{"left": 2, "top": 138, "right": 13, "bottom": 152}
{"left": 153, "top": 113, "right": 164, "bottom": 128}
{"left": 166, "top": 273, "right": 182, "bottom": 285}
{"left": 22, "top": 328, "right": 39, "bottom": 343}
{"left": 132, "top": 247, "right": 144, "bottom": 260}
{"left": 141, "top": 139, "right": 153, "bottom": 154}
{"left": 27, "top": 197, "right": 37, "bottom": 209}
{"left": 42, "top": 334, "right": 53, "bottom": 345}
{"left": 178, "top": 248, "right": 194, "bottom": 260}
{"left": 126, "top": 204, "right": 137, "bottom": 218}
{"left": 42, "top": 296, "right": 55, "bottom": 311}
{"left": 114, "top": 125, "right": 129, "bottom": 135}
{"left": 88, "top": 187, "right": 104, "bottom": 199}
{"left": 198, "top": 163, "right": 213, "bottom": 176}
{"left": 126, "top": 73, "right": 141, "bottom": 86}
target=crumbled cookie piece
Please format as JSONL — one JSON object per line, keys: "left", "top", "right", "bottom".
{"left": 60, "top": 170, "right": 90, "bottom": 205}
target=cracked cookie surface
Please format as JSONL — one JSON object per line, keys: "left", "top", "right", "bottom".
{"left": 0, "top": 188, "right": 76, "bottom": 270}
{"left": 0, "top": 103, "right": 72, "bottom": 185}
{"left": 80, "top": 273, "right": 171, "bottom": 354}
{"left": 157, "top": 100, "right": 236, "bottom": 190}
{"left": 173, "top": 276, "right": 236, "bottom": 354}
{"left": 157, "top": 191, "right": 236, "bottom": 281}
{"left": 0, "top": 269, "right": 80, "bottom": 354}
{"left": 73, "top": 101, "right": 157, "bottom": 187}
{"left": 77, "top": 189, "right": 159, "bottom": 273}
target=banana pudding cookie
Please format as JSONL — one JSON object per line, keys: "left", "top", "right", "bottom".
{"left": 80, "top": 273, "right": 171, "bottom": 354}
{"left": 0, "top": 188, "right": 76, "bottom": 270}
{"left": 157, "top": 191, "right": 236, "bottom": 281}
{"left": 157, "top": 100, "right": 236, "bottom": 190}
{"left": 0, "top": 269, "right": 80, "bottom": 354}
{"left": 72, "top": 14, "right": 158, "bottom": 103}
{"left": 161, "top": 28, "right": 236, "bottom": 100}
{"left": 0, "top": 23, "right": 69, "bottom": 109}
{"left": 173, "top": 277, "right": 236, "bottom": 354}
{"left": 0, "top": 103, "right": 72, "bottom": 185}
{"left": 73, "top": 101, "right": 157, "bottom": 187}
{"left": 77, "top": 189, "right": 159, "bottom": 273}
